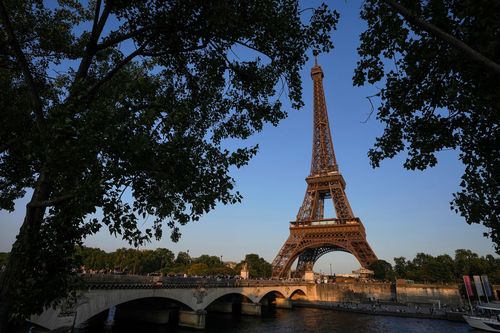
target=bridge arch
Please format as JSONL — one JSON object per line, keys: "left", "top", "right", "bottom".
{"left": 204, "top": 292, "right": 252, "bottom": 310}
{"left": 83, "top": 296, "right": 188, "bottom": 326}
{"left": 259, "top": 290, "right": 286, "bottom": 299}
{"left": 257, "top": 286, "right": 306, "bottom": 302}
{"left": 73, "top": 289, "right": 195, "bottom": 327}
{"left": 257, "top": 290, "right": 286, "bottom": 306}
{"left": 290, "top": 288, "right": 307, "bottom": 300}
{"left": 200, "top": 288, "right": 260, "bottom": 310}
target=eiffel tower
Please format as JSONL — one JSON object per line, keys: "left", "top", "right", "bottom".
{"left": 271, "top": 60, "right": 378, "bottom": 279}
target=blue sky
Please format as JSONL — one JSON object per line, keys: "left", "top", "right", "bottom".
{"left": 0, "top": 1, "right": 495, "bottom": 274}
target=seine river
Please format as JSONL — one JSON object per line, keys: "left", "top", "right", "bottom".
{"left": 103, "top": 307, "right": 472, "bottom": 333}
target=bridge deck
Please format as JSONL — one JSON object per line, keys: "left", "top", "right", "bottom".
{"left": 82, "top": 275, "right": 308, "bottom": 289}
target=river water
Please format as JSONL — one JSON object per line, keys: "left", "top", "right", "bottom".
{"left": 104, "top": 307, "right": 472, "bottom": 333}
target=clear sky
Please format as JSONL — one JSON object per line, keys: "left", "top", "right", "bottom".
{"left": 0, "top": 1, "right": 496, "bottom": 274}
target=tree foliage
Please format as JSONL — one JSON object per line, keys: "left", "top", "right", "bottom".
{"left": 174, "top": 251, "right": 192, "bottom": 267}
{"left": 0, "top": 0, "right": 338, "bottom": 323}
{"left": 368, "top": 259, "right": 395, "bottom": 281}
{"left": 77, "top": 246, "right": 175, "bottom": 274}
{"left": 235, "top": 253, "right": 272, "bottom": 278}
{"left": 356, "top": 1, "right": 499, "bottom": 250}
{"left": 390, "top": 249, "right": 500, "bottom": 283}
{"left": 0, "top": 253, "right": 8, "bottom": 268}
{"left": 76, "top": 247, "right": 235, "bottom": 277}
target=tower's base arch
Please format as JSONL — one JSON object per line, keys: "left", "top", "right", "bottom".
{"left": 272, "top": 220, "right": 377, "bottom": 279}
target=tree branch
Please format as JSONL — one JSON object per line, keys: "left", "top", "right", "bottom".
{"left": 140, "top": 39, "right": 210, "bottom": 57}
{"left": 385, "top": 0, "right": 500, "bottom": 76}
{"left": 211, "top": 41, "right": 237, "bottom": 72}
{"left": 361, "top": 93, "right": 380, "bottom": 123}
{"left": 75, "top": 0, "right": 110, "bottom": 81}
{"left": 96, "top": 26, "right": 151, "bottom": 51}
{"left": 92, "top": 0, "right": 102, "bottom": 31}
{"left": 0, "top": 1, "right": 45, "bottom": 131}
{"left": 87, "top": 36, "right": 211, "bottom": 98}
{"left": 28, "top": 193, "right": 74, "bottom": 208}
{"left": 235, "top": 40, "right": 271, "bottom": 59}
{"left": 85, "top": 43, "right": 149, "bottom": 97}
{"left": 96, "top": 17, "right": 206, "bottom": 52}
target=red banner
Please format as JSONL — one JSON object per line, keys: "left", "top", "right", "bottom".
{"left": 463, "top": 276, "right": 474, "bottom": 297}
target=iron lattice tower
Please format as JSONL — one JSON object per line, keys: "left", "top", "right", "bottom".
{"left": 271, "top": 61, "right": 378, "bottom": 279}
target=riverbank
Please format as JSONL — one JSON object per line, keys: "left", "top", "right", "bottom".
{"left": 292, "top": 300, "right": 466, "bottom": 322}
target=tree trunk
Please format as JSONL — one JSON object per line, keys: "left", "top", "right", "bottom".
{"left": 0, "top": 173, "right": 51, "bottom": 332}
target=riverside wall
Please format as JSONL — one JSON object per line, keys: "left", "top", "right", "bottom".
{"left": 309, "top": 282, "right": 394, "bottom": 303}
{"left": 396, "top": 283, "right": 462, "bottom": 305}
{"left": 309, "top": 282, "right": 463, "bottom": 306}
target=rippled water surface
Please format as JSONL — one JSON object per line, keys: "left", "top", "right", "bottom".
{"left": 104, "top": 307, "right": 472, "bottom": 333}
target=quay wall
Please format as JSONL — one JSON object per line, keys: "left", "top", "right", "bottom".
{"left": 396, "top": 283, "right": 462, "bottom": 305}
{"left": 310, "top": 282, "right": 394, "bottom": 302}
{"left": 310, "top": 282, "right": 463, "bottom": 306}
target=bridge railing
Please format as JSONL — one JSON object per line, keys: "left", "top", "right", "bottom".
{"left": 82, "top": 275, "right": 307, "bottom": 289}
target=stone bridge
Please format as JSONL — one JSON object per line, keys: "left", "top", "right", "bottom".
{"left": 30, "top": 275, "right": 309, "bottom": 330}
